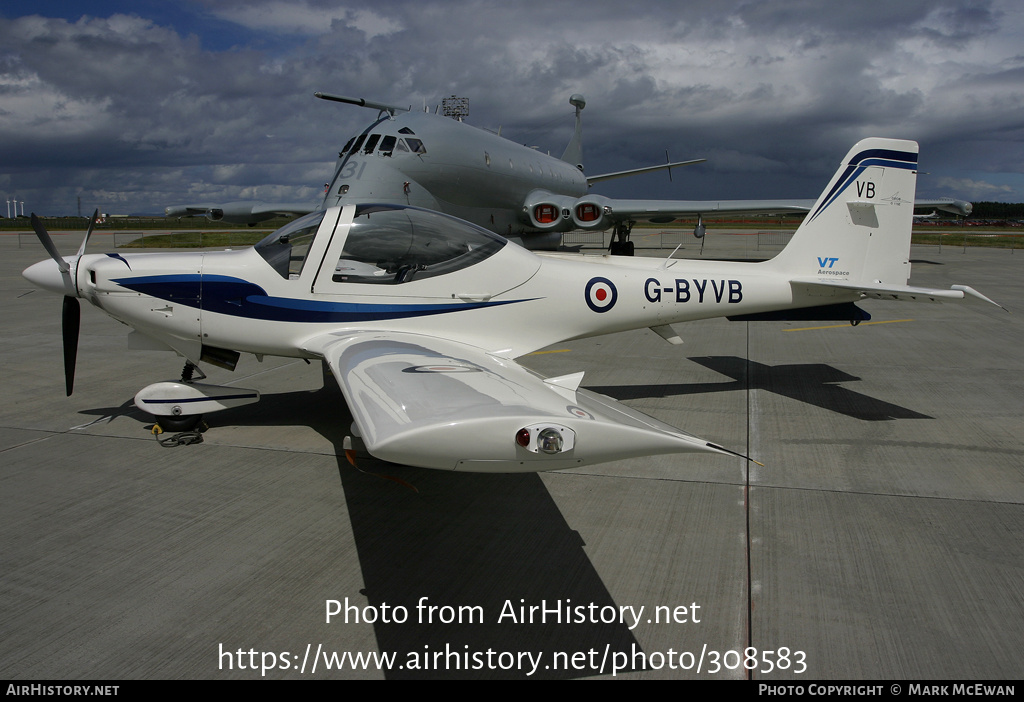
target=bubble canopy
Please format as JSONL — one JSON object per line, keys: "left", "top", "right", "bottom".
{"left": 255, "top": 205, "right": 508, "bottom": 283}
{"left": 254, "top": 210, "right": 326, "bottom": 279}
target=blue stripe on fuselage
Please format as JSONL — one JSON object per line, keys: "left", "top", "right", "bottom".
{"left": 111, "top": 274, "right": 532, "bottom": 323}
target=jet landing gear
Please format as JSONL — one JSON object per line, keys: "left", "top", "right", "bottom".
{"left": 608, "top": 220, "right": 635, "bottom": 256}
{"left": 134, "top": 361, "right": 261, "bottom": 433}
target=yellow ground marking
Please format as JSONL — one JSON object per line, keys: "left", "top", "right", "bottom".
{"left": 783, "top": 319, "right": 914, "bottom": 332}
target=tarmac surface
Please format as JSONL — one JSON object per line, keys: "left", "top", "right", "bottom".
{"left": 1, "top": 230, "right": 1021, "bottom": 679}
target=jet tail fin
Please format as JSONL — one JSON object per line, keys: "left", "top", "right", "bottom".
{"left": 768, "top": 138, "right": 919, "bottom": 286}
{"left": 560, "top": 94, "right": 586, "bottom": 171}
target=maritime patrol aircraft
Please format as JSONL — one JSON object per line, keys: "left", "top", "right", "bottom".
{"left": 26, "top": 138, "right": 1001, "bottom": 471}
{"left": 165, "top": 94, "right": 973, "bottom": 255}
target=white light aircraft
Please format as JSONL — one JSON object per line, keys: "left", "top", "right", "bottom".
{"left": 166, "top": 94, "right": 974, "bottom": 254}
{"left": 25, "top": 138, "right": 1001, "bottom": 472}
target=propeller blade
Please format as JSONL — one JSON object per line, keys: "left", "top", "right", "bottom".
{"left": 62, "top": 296, "right": 80, "bottom": 396}
{"left": 30, "top": 213, "right": 70, "bottom": 273}
{"left": 76, "top": 209, "right": 99, "bottom": 258}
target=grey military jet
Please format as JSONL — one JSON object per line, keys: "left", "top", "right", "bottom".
{"left": 166, "top": 93, "right": 973, "bottom": 254}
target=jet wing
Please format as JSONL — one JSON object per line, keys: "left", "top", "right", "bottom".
{"left": 540, "top": 192, "right": 971, "bottom": 231}
{"left": 585, "top": 198, "right": 966, "bottom": 223}
{"left": 597, "top": 197, "right": 815, "bottom": 223}
{"left": 913, "top": 198, "right": 972, "bottom": 217}
{"left": 578, "top": 198, "right": 970, "bottom": 224}
{"left": 303, "top": 330, "right": 736, "bottom": 472}
{"left": 164, "top": 201, "right": 315, "bottom": 225}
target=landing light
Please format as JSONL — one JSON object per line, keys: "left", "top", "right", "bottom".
{"left": 515, "top": 424, "right": 575, "bottom": 455}
{"left": 536, "top": 428, "right": 563, "bottom": 454}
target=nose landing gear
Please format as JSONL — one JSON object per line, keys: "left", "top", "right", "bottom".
{"left": 135, "top": 361, "right": 261, "bottom": 433}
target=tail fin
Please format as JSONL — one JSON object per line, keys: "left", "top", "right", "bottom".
{"left": 560, "top": 94, "right": 586, "bottom": 171}
{"left": 769, "top": 138, "right": 919, "bottom": 286}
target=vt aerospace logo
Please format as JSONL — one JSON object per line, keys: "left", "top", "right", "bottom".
{"left": 585, "top": 277, "right": 617, "bottom": 313}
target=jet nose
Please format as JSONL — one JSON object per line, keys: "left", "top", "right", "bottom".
{"left": 23, "top": 257, "right": 75, "bottom": 296}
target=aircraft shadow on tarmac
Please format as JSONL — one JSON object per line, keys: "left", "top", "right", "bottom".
{"left": 589, "top": 356, "right": 932, "bottom": 421}
{"left": 76, "top": 354, "right": 927, "bottom": 677}
{"left": 74, "top": 397, "right": 152, "bottom": 427}
{"left": 81, "top": 364, "right": 644, "bottom": 679}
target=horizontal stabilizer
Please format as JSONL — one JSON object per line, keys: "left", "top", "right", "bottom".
{"left": 791, "top": 278, "right": 1005, "bottom": 308}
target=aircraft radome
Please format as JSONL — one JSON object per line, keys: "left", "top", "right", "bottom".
{"left": 165, "top": 93, "right": 973, "bottom": 255}
{"left": 26, "top": 138, "right": 1003, "bottom": 472}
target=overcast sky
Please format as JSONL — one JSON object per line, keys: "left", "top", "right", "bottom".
{"left": 2, "top": 0, "right": 1022, "bottom": 216}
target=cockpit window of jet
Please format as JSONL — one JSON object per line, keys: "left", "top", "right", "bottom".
{"left": 363, "top": 135, "right": 379, "bottom": 154}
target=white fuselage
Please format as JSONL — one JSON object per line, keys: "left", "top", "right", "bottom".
{"left": 75, "top": 205, "right": 829, "bottom": 368}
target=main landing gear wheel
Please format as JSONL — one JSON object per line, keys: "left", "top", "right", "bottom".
{"left": 608, "top": 240, "right": 634, "bottom": 256}
{"left": 155, "top": 413, "right": 204, "bottom": 432}
{"left": 608, "top": 220, "right": 635, "bottom": 256}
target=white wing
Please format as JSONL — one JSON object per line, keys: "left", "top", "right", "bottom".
{"left": 303, "top": 330, "right": 735, "bottom": 472}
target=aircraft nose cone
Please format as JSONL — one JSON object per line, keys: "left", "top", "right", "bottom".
{"left": 23, "top": 258, "right": 73, "bottom": 295}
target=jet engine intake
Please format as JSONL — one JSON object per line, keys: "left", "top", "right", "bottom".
{"left": 521, "top": 192, "right": 578, "bottom": 231}
{"left": 572, "top": 197, "right": 612, "bottom": 230}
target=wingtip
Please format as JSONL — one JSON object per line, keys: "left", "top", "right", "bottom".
{"left": 343, "top": 435, "right": 358, "bottom": 467}
{"left": 707, "top": 442, "right": 763, "bottom": 466}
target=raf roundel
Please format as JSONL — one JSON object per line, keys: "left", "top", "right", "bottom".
{"left": 584, "top": 277, "right": 617, "bottom": 313}
{"left": 567, "top": 405, "right": 595, "bottom": 420}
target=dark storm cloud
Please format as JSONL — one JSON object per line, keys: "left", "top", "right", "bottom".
{"left": 1, "top": 0, "right": 1022, "bottom": 214}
